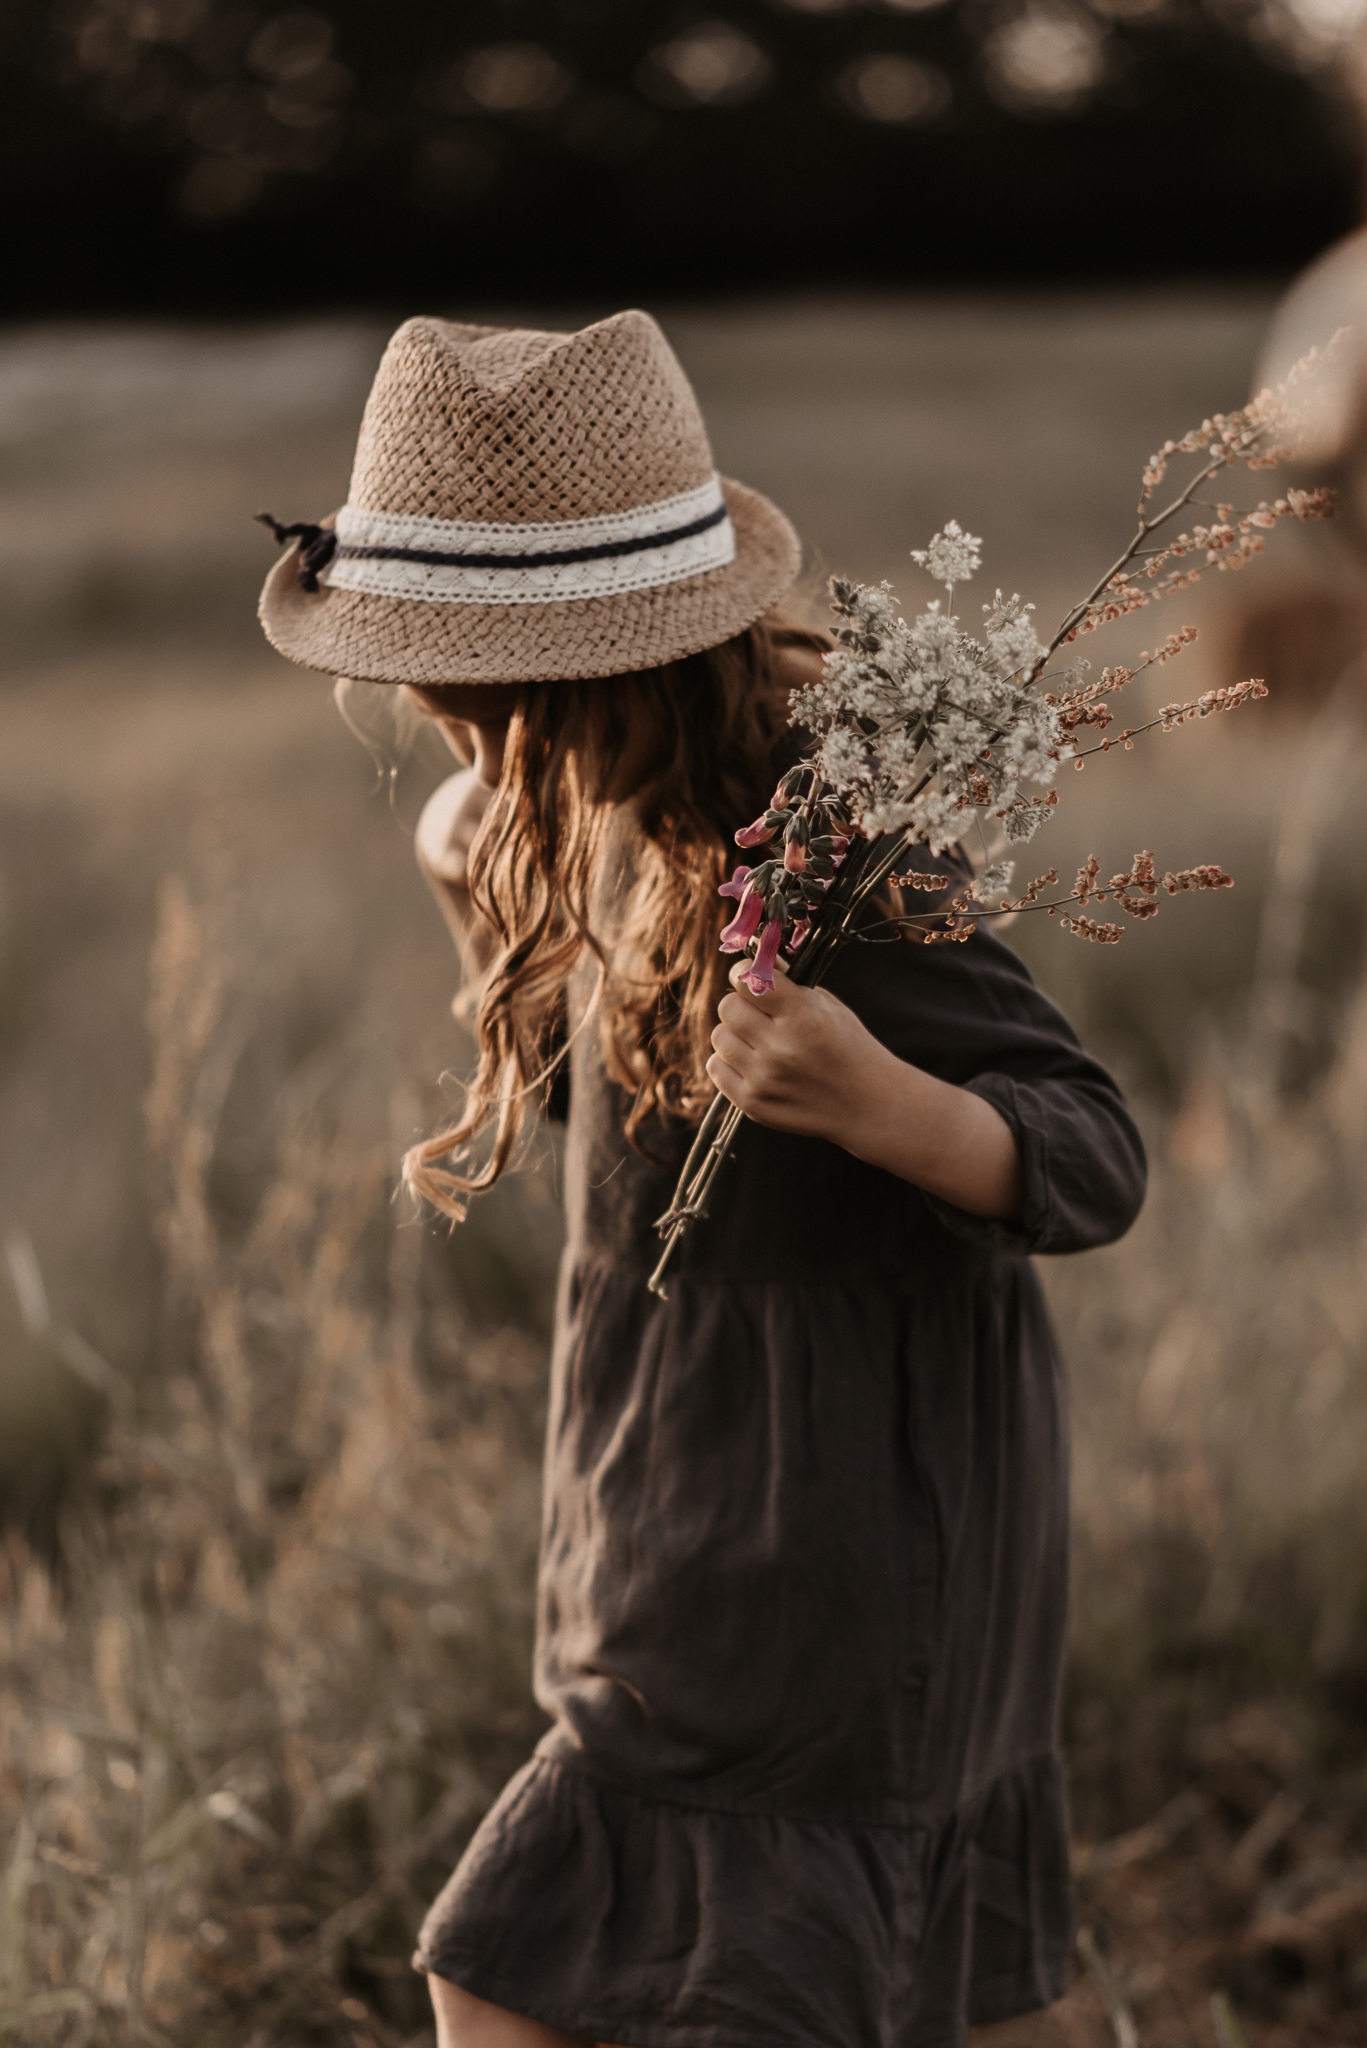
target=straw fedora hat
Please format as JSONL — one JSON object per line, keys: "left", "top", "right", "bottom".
{"left": 257, "top": 309, "right": 802, "bottom": 687}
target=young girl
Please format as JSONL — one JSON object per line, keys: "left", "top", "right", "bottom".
{"left": 259, "top": 309, "right": 1146, "bottom": 2048}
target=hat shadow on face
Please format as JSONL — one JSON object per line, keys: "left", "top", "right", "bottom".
{"left": 403, "top": 681, "right": 525, "bottom": 726}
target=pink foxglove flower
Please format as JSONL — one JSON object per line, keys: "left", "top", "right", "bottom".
{"left": 720, "top": 883, "right": 764, "bottom": 953}
{"left": 718, "top": 866, "right": 751, "bottom": 902}
{"left": 735, "top": 815, "right": 776, "bottom": 849}
{"left": 740, "top": 914, "right": 784, "bottom": 995}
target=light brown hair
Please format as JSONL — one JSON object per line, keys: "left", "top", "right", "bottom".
{"left": 403, "top": 622, "right": 818, "bottom": 1220}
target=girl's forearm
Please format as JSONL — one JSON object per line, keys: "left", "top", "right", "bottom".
{"left": 832, "top": 1042, "right": 1022, "bottom": 1220}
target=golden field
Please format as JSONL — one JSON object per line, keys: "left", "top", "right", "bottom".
{"left": 2, "top": 295, "right": 1366, "bottom": 2046}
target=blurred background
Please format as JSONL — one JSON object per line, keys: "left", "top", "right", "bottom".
{"left": 7, "top": 3, "right": 1367, "bottom": 2044}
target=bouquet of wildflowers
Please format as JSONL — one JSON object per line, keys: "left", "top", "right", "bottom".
{"left": 648, "top": 341, "right": 1340, "bottom": 1295}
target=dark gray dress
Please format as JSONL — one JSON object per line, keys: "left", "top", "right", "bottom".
{"left": 416, "top": 868, "right": 1146, "bottom": 2048}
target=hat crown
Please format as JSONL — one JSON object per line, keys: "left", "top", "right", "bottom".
{"left": 347, "top": 310, "right": 716, "bottom": 526}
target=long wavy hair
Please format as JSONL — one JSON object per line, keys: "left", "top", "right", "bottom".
{"left": 403, "top": 621, "right": 817, "bottom": 1221}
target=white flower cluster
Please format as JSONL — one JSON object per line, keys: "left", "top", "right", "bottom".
{"left": 968, "top": 861, "right": 1016, "bottom": 904}
{"left": 788, "top": 529, "right": 1066, "bottom": 858}
{"left": 909, "top": 518, "right": 982, "bottom": 589}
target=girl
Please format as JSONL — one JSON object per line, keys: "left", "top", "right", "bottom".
{"left": 259, "top": 309, "right": 1146, "bottom": 2048}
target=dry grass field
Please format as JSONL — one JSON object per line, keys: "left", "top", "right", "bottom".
{"left": 3, "top": 294, "right": 1367, "bottom": 2046}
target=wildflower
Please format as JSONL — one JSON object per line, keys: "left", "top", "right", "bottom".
{"left": 997, "top": 790, "right": 1059, "bottom": 842}
{"left": 969, "top": 861, "right": 1015, "bottom": 904}
{"left": 740, "top": 915, "right": 784, "bottom": 995}
{"left": 720, "top": 883, "right": 764, "bottom": 953}
{"left": 911, "top": 519, "right": 983, "bottom": 591}
{"left": 1059, "top": 914, "right": 1123, "bottom": 944}
{"left": 1286, "top": 485, "right": 1335, "bottom": 520}
{"left": 655, "top": 358, "right": 1334, "bottom": 1293}
{"left": 1158, "top": 679, "right": 1267, "bottom": 729}
{"left": 1109, "top": 850, "right": 1161, "bottom": 919}
{"left": 1005, "top": 866, "right": 1058, "bottom": 908}
{"left": 1163, "top": 864, "right": 1233, "bottom": 894}
{"left": 894, "top": 868, "right": 955, "bottom": 893}
{"left": 982, "top": 590, "right": 1042, "bottom": 677}
{"left": 1073, "top": 855, "right": 1101, "bottom": 906}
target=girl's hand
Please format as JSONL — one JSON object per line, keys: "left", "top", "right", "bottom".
{"left": 708, "top": 963, "right": 890, "bottom": 1145}
{"left": 707, "top": 960, "right": 1023, "bottom": 1220}
{"left": 415, "top": 768, "right": 494, "bottom": 889}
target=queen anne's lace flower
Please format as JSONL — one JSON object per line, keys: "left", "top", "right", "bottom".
{"left": 794, "top": 527, "right": 1068, "bottom": 856}
{"left": 969, "top": 861, "right": 1015, "bottom": 904}
{"left": 982, "top": 591, "right": 1043, "bottom": 679}
{"left": 737, "top": 367, "right": 1318, "bottom": 1000}
{"left": 910, "top": 519, "right": 983, "bottom": 590}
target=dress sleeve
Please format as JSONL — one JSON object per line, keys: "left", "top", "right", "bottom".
{"left": 827, "top": 883, "right": 1148, "bottom": 1258}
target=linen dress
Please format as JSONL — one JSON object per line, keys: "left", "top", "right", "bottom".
{"left": 415, "top": 847, "right": 1147, "bottom": 2048}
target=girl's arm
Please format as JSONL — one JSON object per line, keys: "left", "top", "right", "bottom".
{"left": 413, "top": 718, "right": 508, "bottom": 976}
{"left": 710, "top": 896, "right": 1147, "bottom": 1253}
{"left": 708, "top": 966, "right": 1023, "bottom": 1220}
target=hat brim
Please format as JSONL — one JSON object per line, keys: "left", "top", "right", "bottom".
{"left": 257, "top": 478, "right": 802, "bottom": 687}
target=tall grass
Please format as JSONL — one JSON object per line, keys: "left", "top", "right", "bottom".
{"left": 1056, "top": 979, "right": 1367, "bottom": 1836}
{"left": 3, "top": 753, "right": 1367, "bottom": 2042}
{"left": 1049, "top": 708, "right": 1367, "bottom": 1838}
{"left": 2, "top": 876, "right": 548, "bottom": 2046}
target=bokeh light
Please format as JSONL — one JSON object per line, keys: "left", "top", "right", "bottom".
{"left": 837, "top": 50, "right": 952, "bottom": 119}
{"left": 983, "top": 2, "right": 1109, "bottom": 109}
{"left": 458, "top": 43, "right": 573, "bottom": 116}
{"left": 638, "top": 21, "right": 773, "bottom": 106}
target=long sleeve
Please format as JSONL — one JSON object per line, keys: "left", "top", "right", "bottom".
{"left": 828, "top": 905, "right": 1147, "bottom": 1259}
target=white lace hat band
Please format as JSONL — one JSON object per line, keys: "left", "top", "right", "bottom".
{"left": 325, "top": 478, "right": 735, "bottom": 606}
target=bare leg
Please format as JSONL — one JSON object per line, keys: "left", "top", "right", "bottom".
{"left": 429, "top": 1976, "right": 594, "bottom": 2048}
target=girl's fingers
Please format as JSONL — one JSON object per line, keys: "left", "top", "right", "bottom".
{"left": 715, "top": 993, "right": 766, "bottom": 1048}
{"left": 709, "top": 1021, "right": 754, "bottom": 1070}
{"left": 705, "top": 1052, "right": 747, "bottom": 1105}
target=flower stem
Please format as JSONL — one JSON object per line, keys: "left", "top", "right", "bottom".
{"left": 647, "top": 1100, "right": 744, "bottom": 1296}
{"left": 1032, "top": 449, "right": 1231, "bottom": 674}
{"left": 647, "top": 828, "right": 897, "bottom": 1297}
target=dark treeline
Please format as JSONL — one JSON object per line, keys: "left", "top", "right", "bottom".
{"left": 6, "top": 0, "right": 1363, "bottom": 313}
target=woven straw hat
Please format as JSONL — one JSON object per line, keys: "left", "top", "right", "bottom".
{"left": 257, "top": 309, "right": 801, "bottom": 686}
